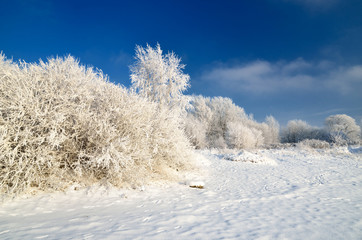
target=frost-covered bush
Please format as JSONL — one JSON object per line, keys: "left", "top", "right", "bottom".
{"left": 325, "top": 114, "right": 361, "bottom": 145}
{"left": 281, "top": 120, "right": 326, "bottom": 143}
{"left": 0, "top": 54, "right": 194, "bottom": 198}
{"left": 226, "top": 122, "right": 263, "bottom": 149}
{"left": 206, "top": 97, "right": 247, "bottom": 148}
{"left": 264, "top": 116, "right": 280, "bottom": 145}
{"left": 281, "top": 115, "right": 361, "bottom": 146}
{"left": 297, "top": 139, "right": 330, "bottom": 149}
{"left": 185, "top": 115, "right": 207, "bottom": 149}
{"left": 185, "top": 95, "right": 280, "bottom": 149}
{"left": 130, "top": 43, "right": 190, "bottom": 116}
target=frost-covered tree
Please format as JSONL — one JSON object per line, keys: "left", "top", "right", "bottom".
{"left": 226, "top": 122, "right": 264, "bottom": 149}
{"left": 281, "top": 120, "right": 308, "bottom": 143}
{"left": 130, "top": 44, "right": 190, "bottom": 114}
{"left": 325, "top": 114, "right": 361, "bottom": 145}
{"left": 185, "top": 95, "right": 280, "bottom": 149}
{"left": 207, "top": 97, "right": 247, "bottom": 148}
{"left": 264, "top": 116, "right": 280, "bottom": 145}
{"left": 281, "top": 120, "right": 324, "bottom": 143}
{"left": 185, "top": 115, "right": 208, "bottom": 149}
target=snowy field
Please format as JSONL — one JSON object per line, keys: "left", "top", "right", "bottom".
{"left": 1, "top": 146, "right": 361, "bottom": 239}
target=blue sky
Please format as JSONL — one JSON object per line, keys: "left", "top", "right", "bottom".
{"left": 1, "top": 0, "right": 362, "bottom": 126}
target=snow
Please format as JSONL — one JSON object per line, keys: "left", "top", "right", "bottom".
{"left": 1, "top": 147, "right": 362, "bottom": 239}
{"left": 218, "top": 149, "right": 278, "bottom": 165}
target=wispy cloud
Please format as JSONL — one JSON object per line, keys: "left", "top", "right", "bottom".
{"left": 311, "top": 107, "right": 362, "bottom": 116}
{"left": 200, "top": 58, "right": 362, "bottom": 95}
{"left": 328, "top": 65, "right": 362, "bottom": 94}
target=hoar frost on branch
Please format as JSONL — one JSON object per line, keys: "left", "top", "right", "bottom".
{"left": 130, "top": 44, "right": 190, "bottom": 115}
{"left": 281, "top": 120, "right": 325, "bottom": 143}
{"left": 185, "top": 95, "right": 280, "bottom": 149}
{"left": 325, "top": 114, "right": 361, "bottom": 145}
{"left": 281, "top": 114, "right": 361, "bottom": 146}
{"left": 0, "top": 53, "right": 194, "bottom": 198}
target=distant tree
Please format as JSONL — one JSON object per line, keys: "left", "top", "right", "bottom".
{"left": 325, "top": 114, "right": 361, "bottom": 145}
{"left": 264, "top": 116, "right": 280, "bottom": 145}
{"left": 185, "top": 95, "right": 280, "bottom": 149}
{"left": 185, "top": 114, "right": 207, "bottom": 149}
{"left": 226, "top": 122, "right": 264, "bottom": 149}
{"left": 130, "top": 43, "right": 190, "bottom": 114}
{"left": 281, "top": 120, "right": 323, "bottom": 143}
{"left": 207, "top": 97, "right": 247, "bottom": 148}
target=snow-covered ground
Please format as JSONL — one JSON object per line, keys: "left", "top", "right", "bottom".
{"left": 1, "top": 146, "right": 361, "bottom": 239}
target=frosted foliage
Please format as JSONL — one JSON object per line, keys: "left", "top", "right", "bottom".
{"left": 265, "top": 116, "right": 280, "bottom": 144}
{"left": 185, "top": 95, "right": 280, "bottom": 149}
{"left": 185, "top": 115, "right": 207, "bottom": 149}
{"left": 297, "top": 139, "right": 330, "bottom": 149}
{"left": 325, "top": 114, "right": 361, "bottom": 145}
{"left": 281, "top": 120, "right": 309, "bottom": 143}
{"left": 204, "top": 97, "right": 247, "bottom": 148}
{"left": 226, "top": 122, "right": 259, "bottom": 149}
{"left": 0, "top": 54, "right": 193, "bottom": 198}
{"left": 281, "top": 120, "right": 323, "bottom": 143}
{"left": 130, "top": 44, "right": 190, "bottom": 114}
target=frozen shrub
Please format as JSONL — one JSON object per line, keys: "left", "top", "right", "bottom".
{"left": 185, "top": 96, "right": 244, "bottom": 149}
{"left": 264, "top": 116, "right": 280, "bottom": 145}
{"left": 185, "top": 95, "right": 280, "bottom": 149}
{"left": 297, "top": 139, "right": 330, "bottom": 149}
{"left": 226, "top": 122, "right": 263, "bottom": 149}
{"left": 325, "top": 114, "right": 361, "bottom": 145}
{"left": 185, "top": 115, "right": 207, "bottom": 149}
{"left": 281, "top": 120, "right": 309, "bottom": 143}
{"left": 281, "top": 120, "right": 325, "bottom": 143}
{"left": 210, "top": 136, "right": 228, "bottom": 149}
{"left": 0, "top": 53, "right": 194, "bottom": 198}
{"left": 207, "top": 97, "right": 243, "bottom": 148}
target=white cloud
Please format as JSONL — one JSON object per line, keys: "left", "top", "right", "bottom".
{"left": 201, "top": 58, "right": 362, "bottom": 95}
{"left": 328, "top": 65, "right": 362, "bottom": 94}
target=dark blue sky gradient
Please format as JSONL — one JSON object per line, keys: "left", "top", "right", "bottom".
{"left": 1, "top": 0, "right": 362, "bottom": 126}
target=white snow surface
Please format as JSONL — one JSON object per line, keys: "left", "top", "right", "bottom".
{"left": 1, "top": 146, "right": 362, "bottom": 239}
